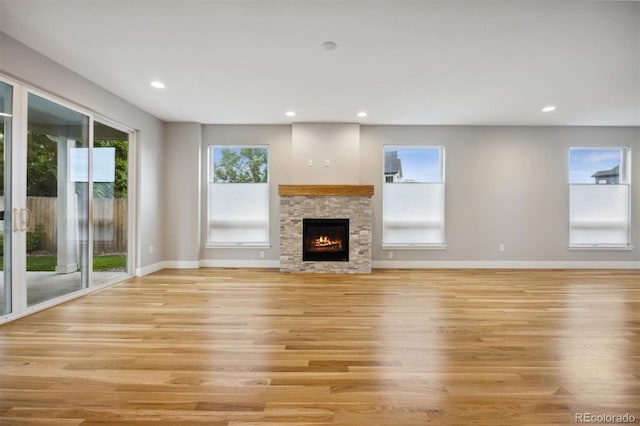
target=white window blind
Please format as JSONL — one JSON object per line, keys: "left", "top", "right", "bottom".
{"left": 382, "top": 146, "right": 445, "bottom": 247}
{"left": 207, "top": 183, "right": 269, "bottom": 245}
{"left": 569, "top": 185, "right": 629, "bottom": 245}
{"left": 207, "top": 146, "right": 269, "bottom": 246}
{"left": 569, "top": 147, "right": 631, "bottom": 247}
{"left": 383, "top": 183, "right": 445, "bottom": 245}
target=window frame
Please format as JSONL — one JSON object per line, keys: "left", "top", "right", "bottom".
{"left": 206, "top": 144, "right": 271, "bottom": 248}
{"left": 567, "top": 146, "right": 633, "bottom": 250}
{"left": 381, "top": 145, "right": 446, "bottom": 249}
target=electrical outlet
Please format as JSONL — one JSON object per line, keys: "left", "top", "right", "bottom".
{"left": 499, "top": 244, "right": 505, "bottom": 252}
{"left": 388, "top": 251, "right": 394, "bottom": 259}
{"left": 149, "top": 245, "right": 154, "bottom": 254}
{"left": 307, "top": 159, "right": 313, "bottom": 167}
{"left": 260, "top": 251, "right": 265, "bottom": 258}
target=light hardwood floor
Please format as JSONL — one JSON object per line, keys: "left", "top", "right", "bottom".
{"left": 0, "top": 268, "right": 638, "bottom": 425}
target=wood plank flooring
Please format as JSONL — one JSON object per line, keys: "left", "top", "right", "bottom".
{"left": 0, "top": 268, "right": 638, "bottom": 425}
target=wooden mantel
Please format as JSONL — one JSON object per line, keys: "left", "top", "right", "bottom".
{"left": 278, "top": 184, "right": 374, "bottom": 197}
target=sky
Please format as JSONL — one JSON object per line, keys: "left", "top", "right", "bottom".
{"left": 385, "top": 147, "right": 442, "bottom": 182}
{"left": 569, "top": 149, "right": 621, "bottom": 184}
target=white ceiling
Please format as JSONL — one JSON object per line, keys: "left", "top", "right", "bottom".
{"left": 0, "top": 0, "right": 638, "bottom": 126}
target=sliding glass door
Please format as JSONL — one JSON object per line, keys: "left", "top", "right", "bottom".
{"left": 93, "top": 122, "right": 129, "bottom": 285}
{"left": 0, "top": 76, "right": 135, "bottom": 320}
{"left": 26, "top": 93, "right": 90, "bottom": 306}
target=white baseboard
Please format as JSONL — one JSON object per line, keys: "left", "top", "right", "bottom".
{"left": 136, "top": 259, "right": 280, "bottom": 274}
{"left": 137, "top": 259, "right": 639, "bottom": 275}
{"left": 163, "top": 260, "right": 201, "bottom": 269}
{"left": 372, "top": 260, "right": 640, "bottom": 269}
{"left": 135, "top": 261, "right": 168, "bottom": 276}
{"left": 199, "top": 259, "right": 280, "bottom": 268}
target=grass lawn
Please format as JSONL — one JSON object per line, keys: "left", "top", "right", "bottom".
{"left": 0, "top": 255, "right": 126, "bottom": 272}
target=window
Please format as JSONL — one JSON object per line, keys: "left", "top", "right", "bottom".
{"left": 207, "top": 146, "right": 269, "bottom": 246}
{"left": 382, "top": 146, "right": 445, "bottom": 247}
{"left": 569, "top": 147, "right": 631, "bottom": 247}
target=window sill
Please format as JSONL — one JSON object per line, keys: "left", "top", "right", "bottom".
{"left": 568, "top": 245, "right": 634, "bottom": 251}
{"left": 206, "top": 243, "right": 271, "bottom": 249}
{"left": 382, "top": 244, "right": 447, "bottom": 250}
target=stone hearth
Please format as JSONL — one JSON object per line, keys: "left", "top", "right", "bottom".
{"left": 279, "top": 185, "right": 373, "bottom": 273}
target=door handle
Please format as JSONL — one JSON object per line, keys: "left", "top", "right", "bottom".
{"left": 11, "top": 207, "right": 32, "bottom": 232}
{"left": 12, "top": 208, "right": 20, "bottom": 232}
{"left": 21, "top": 208, "right": 32, "bottom": 232}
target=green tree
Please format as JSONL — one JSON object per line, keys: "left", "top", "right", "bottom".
{"left": 27, "top": 132, "right": 58, "bottom": 197}
{"left": 24, "top": 132, "right": 128, "bottom": 199}
{"left": 213, "top": 147, "right": 268, "bottom": 183}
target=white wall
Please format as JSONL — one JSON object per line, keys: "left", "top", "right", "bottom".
{"left": 164, "top": 122, "right": 201, "bottom": 265}
{"left": 361, "top": 126, "right": 640, "bottom": 266}
{"left": 291, "top": 123, "right": 360, "bottom": 184}
{"left": 196, "top": 124, "right": 639, "bottom": 267}
{"left": 0, "top": 32, "right": 166, "bottom": 272}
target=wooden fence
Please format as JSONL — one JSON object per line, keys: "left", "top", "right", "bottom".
{"left": 27, "top": 197, "right": 127, "bottom": 254}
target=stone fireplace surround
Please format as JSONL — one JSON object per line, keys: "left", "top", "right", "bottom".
{"left": 279, "top": 185, "right": 373, "bottom": 273}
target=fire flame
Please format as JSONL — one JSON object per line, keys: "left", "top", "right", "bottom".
{"left": 313, "top": 235, "right": 342, "bottom": 249}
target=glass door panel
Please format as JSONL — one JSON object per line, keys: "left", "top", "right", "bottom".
{"left": 0, "top": 81, "right": 12, "bottom": 315}
{"left": 93, "top": 122, "right": 128, "bottom": 285}
{"left": 26, "top": 93, "right": 89, "bottom": 306}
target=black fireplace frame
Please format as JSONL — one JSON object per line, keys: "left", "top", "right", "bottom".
{"left": 302, "top": 218, "right": 349, "bottom": 262}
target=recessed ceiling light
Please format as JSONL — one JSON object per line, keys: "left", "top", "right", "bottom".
{"left": 357, "top": 111, "right": 368, "bottom": 118}
{"left": 321, "top": 41, "right": 338, "bottom": 51}
{"left": 542, "top": 105, "right": 556, "bottom": 112}
{"left": 285, "top": 111, "right": 296, "bottom": 117}
{"left": 150, "top": 80, "right": 165, "bottom": 89}
{"left": 0, "top": 112, "right": 12, "bottom": 117}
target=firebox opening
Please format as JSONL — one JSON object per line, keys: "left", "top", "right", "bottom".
{"left": 303, "top": 218, "right": 349, "bottom": 262}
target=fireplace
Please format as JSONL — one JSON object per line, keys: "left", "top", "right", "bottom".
{"left": 303, "top": 218, "right": 349, "bottom": 262}
{"left": 279, "top": 185, "right": 372, "bottom": 273}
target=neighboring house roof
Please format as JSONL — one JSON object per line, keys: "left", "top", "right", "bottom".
{"left": 384, "top": 151, "right": 403, "bottom": 177}
{"left": 591, "top": 164, "right": 619, "bottom": 178}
